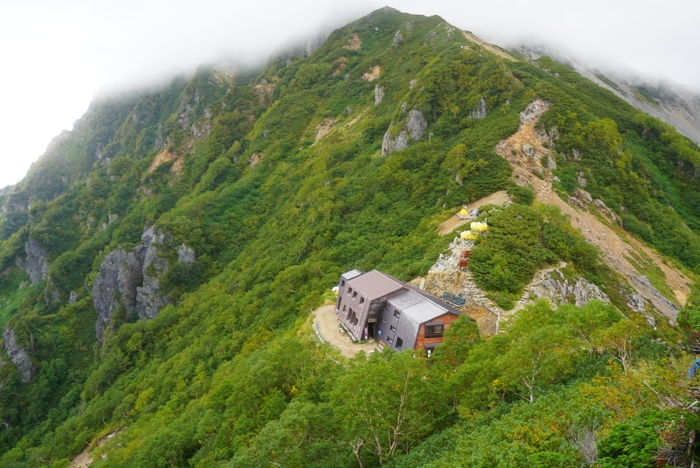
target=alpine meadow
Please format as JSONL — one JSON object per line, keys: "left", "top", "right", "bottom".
{"left": 4, "top": 7, "right": 700, "bottom": 467}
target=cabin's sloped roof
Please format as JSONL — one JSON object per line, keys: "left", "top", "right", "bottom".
{"left": 405, "top": 283, "right": 463, "bottom": 317}
{"left": 346, "top": 270, "right": 404, "bottom": 301}
{"left": 388, "top": 290, "right": 453, "bottom": 325}
{"left": 342, "top": 269, "right": 363, "bottom": 281}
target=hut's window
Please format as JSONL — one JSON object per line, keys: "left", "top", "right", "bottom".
{"left": 393, "top": 309, "right": 401, "bottom": 318}
{"left": 425, "top": 323, "right": 444, "bottom": 338}
{"left": 390, "top": 325, "right": 396, "bottom": 332}
{"left": 396, "top": 337, "right": 403, "bottom": 349}
{"left": 359, "top": 296, "right": 365, "bottom": 304}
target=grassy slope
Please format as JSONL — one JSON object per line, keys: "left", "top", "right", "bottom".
{"left": 0, "top": 7, "right": 700, "bottom": 467}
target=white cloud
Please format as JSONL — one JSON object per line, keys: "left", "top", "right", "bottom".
{"left": 1, "top": 0, "right": 698, "bottom": 187}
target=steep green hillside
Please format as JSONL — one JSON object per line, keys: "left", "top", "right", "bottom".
{"left": 1, "top": 7, "right": 700, "bottom": 467}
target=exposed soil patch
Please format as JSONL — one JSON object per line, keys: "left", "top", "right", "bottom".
{"left": 69, "top": 430, "right": 121, "bottom": 468}
{"left": 249, "top": 152, "right": 263, "bottom": 168}
{"left": 343, "top": 33, "right": 362, "bottom": 51}
{"left": 438, "top": 190, "right": 512, "bottom": 235}
{"left": 312, "top": 304, "right": 376, "bottom": 358}
{"left": 332, "top": 56, "right": 348, "bottom": 76}
{"left": 171, "top": 157, "right": 184, "bottom": 177}
{"left": 147, "top": 149, "right": 177, "bottom": 173}
{"left": 362, "top": 65, "right": 381, "bottom": 82}
{"left": 314, "top": 118, "right": 336, "bottom": 143}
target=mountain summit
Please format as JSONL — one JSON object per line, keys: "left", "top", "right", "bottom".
{"left": 1, "top": 7, "right": 700, "bottom": 467}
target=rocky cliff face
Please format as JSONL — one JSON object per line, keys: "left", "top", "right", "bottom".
{"left": 135, "top": 227, "right": 170, "bottom": 320}
{"left": 381, "top": 109, "right": 428, "bottom": 156}
{"left": 93, "top": 247, "right": 143, "bottom": 342}
{"left": 24, "top": 239, "right": 48, "bottom": 285}
{"left": 3, "top": 325, "right": 35, "bottom": 384}
{"left": 92, "top": 226, "right": 186, "bottom": 341}
{"left": 524, "top": 267, "right": 610, "bottom": 307}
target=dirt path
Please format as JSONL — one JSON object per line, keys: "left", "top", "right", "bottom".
{"left": 312, "top": 304, "right": 376, "bottom": 358}
{"left": 495, "top": 99, "right": 691, "bottom": 320}
{"left": 438, "top": 190, "right": 512, "bottom": 235}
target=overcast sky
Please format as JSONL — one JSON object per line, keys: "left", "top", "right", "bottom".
{"left": 1, "top": 0, "right": 698, "bottom": 188}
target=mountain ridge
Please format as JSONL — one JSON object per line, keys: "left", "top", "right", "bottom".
{"left": 0, "top": 7, "right": 700, "bottom": 467}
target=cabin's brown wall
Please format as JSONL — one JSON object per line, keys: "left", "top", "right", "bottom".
{"left": 414, "top": 313, "right": 460, "bottom": 350}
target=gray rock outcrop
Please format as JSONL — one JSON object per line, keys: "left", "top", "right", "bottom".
{"left": 406, "top": 109, "right": 427, "bottom": 141}
{"left": 24, "top": 239, "right": 48, "bottom": 285}
{"left": 471, "top": 98, "right": 487, "bottom": 119}
{"left": 136, "top": 227, "right": 170, "bottom": 320}
{"left": 3, "top": 325, "right": 35, "bottom": 384}
{"left": 93, "top": 247, "right": 143, "bottom": 342}
{"left": 381, "top": 109, "right": 428, "bottom": 156}
{"left": 382, "top": 130, "right": 410, "bottom": 156}
{"left": 527, "top": 268, "right": 610, "bottom": 307}
{"left": 629, "top": 275, "right": 679, "bottom": 324}
{"left": 69, "top": 291, "right": 79, "bottom": 304}
{"left": 178, "top": 244, "right": 196, "bottom": 265}
{"left": 92, "top": 226, "right": 193, "bottom": 341}
{"left": 374, "top": 85, "right": 384, "bottom": 105}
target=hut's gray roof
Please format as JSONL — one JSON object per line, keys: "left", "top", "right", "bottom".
{"left": 346, "top": 270, "right": 404, "bottom": 301}
{"left": 388, "top": 290, "right": 456, "bottom": 325}
{"left": 342, "top": 269, "right": 363, "bottom": 281}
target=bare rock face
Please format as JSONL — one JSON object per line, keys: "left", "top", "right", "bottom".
{"left": 135, "top": 227, "right": 171, "bottom": 320}
{"left": 381, "top": 109, "right": 427, "bottom": 156}
{"left": 93, "top": 248, "right": 143, "bottom": 342}
{"left": 629, "top": 275, "right": 679, "bottom": 324}
{"left": 406, "top": 109, "right": 427, "bottom": 141}
{"left": 92, "top": 226, "right": 193, "bottom": 341}
{"left": 528, "top": 269, "right": 610, "bottom": 307}
{"left": 374, "top": 85, "right": 385, "bottom": 105}
{"left": 178, "top": 244, "right": 196, "bottom": 265}
{"left": 24, "top": 238, "right": 48, "bottom": 285}
{"left": 471, "top": 98, "right": 487, "bottom": 119}
{"left": 382, "top": 130, "right": 410, "bottom": 156}
{"left": 3, "top": 325, "right": 35, "bottom": 384}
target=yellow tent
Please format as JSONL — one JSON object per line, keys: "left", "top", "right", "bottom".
{"left": 459, "top": 208, "right": 469, "bottom": 216}
{"left": 470, "top": 221, "right": 488, "bottom": 232}
{"left": 461, "top": 230, "right": 479, "bottom": 240}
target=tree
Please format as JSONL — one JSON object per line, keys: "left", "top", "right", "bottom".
{"left": 331, "top": 349, "right": 447, "bottom": 466}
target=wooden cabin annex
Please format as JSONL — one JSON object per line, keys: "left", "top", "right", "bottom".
{"left": 335, "top": 269, "right": 462, "bottom": 354}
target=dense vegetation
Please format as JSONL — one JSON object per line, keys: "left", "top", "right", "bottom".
{"left": 1, "top": 7, "right": 700, "bottom": 467}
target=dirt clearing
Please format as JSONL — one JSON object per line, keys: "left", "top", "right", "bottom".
{"left": 438, "top": 190, "right": 512, "bottom": 235}
{"left": 312, "top": 304, "right": 376, "bottom": 358}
